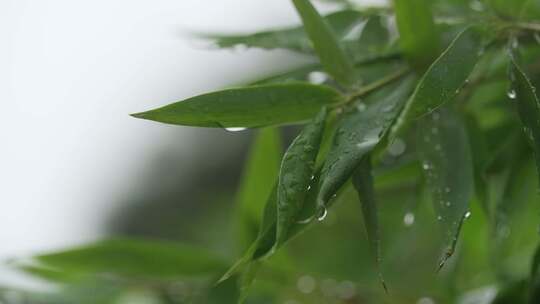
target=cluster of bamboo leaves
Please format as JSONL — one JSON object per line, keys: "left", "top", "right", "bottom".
{"left": 4, "top": 0, "right": 540, "bottom": 303}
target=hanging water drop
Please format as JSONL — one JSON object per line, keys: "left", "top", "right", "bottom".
{"left": 464, "top": 211, "right": 471, "bottom": 219}
{"left": 507, "top": 89, "right": 517, "bottom": 99}
{"left": 308, "top": 71, "right": 328, "bottom": 84}
{"left": 356, "top": 102, "right": 367, "bottom": 112}
{"left": 422, "top": 162, "right": 431, "bottom": 170}
{"left": 317, "top": 207, "right": 328, "bottom": 221}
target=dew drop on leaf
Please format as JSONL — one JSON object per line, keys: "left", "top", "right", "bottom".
{"left": 464, "top": 211, "right": 471, "bottom": 219}
{"left": 317, "top": 207, "right": 328, "bottom": 221}
{"left": 403, "top": 212, "right": 415, "bottom": 226}
{"left": 507, "top": 89, "right": 517, "bottom": 99}
{"left": 225, "top": 127, "right": 247, "bottom": 132}
{"left": 297, "top": 275, "right": 317, "bottom": 294}
{"left": 388, "top": 138, "right": 407, "bottom": 156}
{"left": 308, "top": 71, "right": 328, "bottom": 84}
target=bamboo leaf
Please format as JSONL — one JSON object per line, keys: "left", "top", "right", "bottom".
{"left": 292, "top": 0, "right": 356, "bottom": 86}
{"left": 276, "top": 108, "right": 327, "bottom": 247}
{"left": 131, "top": 83, "right": 343, "bottom": 128}
{"left": 317, "top": 76, "right": 416, "bottom": 211}
{"left": 417, "top": 107, "right": 474, "bottom": 269}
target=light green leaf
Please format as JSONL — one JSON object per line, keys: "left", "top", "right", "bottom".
{"left": 317, "top": 76, "right": 416, "bottom": 211}
{"left": 417, "top": 107, "right": 474, "bottom": 269}
{"left": 236, "top": 128, "right": 282, "bottom": 250}
{"left": 34, "top": 238, "right": 227, "bottom": 279}
{"left": 509, "top": 56, "right": 540, "bottom": 185}
{"left": 209, "top": 10, "right": 363, "bottom": 54}
{"left": 276, "top": 108, "right": 327, "bottom": 247}
{"left": 131, "top": 83, "right": 343, "bottom": 128}
{"left": 393, "top": 0, "right": 439, "bottom": 68}
{"left": 352, "top": 155, "right": 386, "bottom": 290}
{"left": 391, "top": 26, "right": 485, "bottom": 138}
{"left": 292, "top": 0, "right": 356, "bottom": 86}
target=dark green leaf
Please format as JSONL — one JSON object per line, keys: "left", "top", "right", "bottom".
{"left": 352, "top": 155, "right": 386, "bottom": 289}
{"left": 417, "top": 107, "right": 474, "bottom": 269}
{"left": 276, "top": 108, "right": 327, "bottom": 247}
{"left": 509, "top": 56, "right": 540, "bottom": 185}
{"left": 35, "top": 238, "right": 227, "bottom": 279}
{"left": 131, "top": 83, "right": 343, "bottom": 128}
{"left": 292, "top": 0, "right": 356, "bottom": 86}
{"left": 530, "top": 244, "right": 540, "bottom": 303}
{"left": 393, "top": 0, "right": 439, "bottom": 68}
{"left": 208, "top": 10, "right": 364, "bottom": 54}
{"left": 236, "top": 128, "right": 282, "bottom": 250}
{"left": 317, "top": 76, "right": 416, "bottom": 211}
{"left": 391, "top": 26, "right": 485, "bottom": 138}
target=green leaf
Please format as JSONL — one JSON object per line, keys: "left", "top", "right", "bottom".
{"left": 317, "top": 76, "right": 416, "bottom": 211}
{"left": 487, "top": 0, "right": 540, "bottom": 21}
{"left": 34, "top": 238, "right": 227, "bottom": 279}
{"left": 509, "top": 56, "right": 540, "bottom": 186}
{"left": 276, "top": 107, "right": 327, "bottom": 247}
{"left": 530, "top": 244, "right": 540, "bottom": 303}
{"left": 391, "top": 26, "right": 485, "bottom": 138}
{"left": 292, "top": 0, "right": 356, "bottom": 86}
{"left": 393, "top": 0, "right": 439, "bottom": 68}
{"left": 236, "top": 128, "right": 282, "bottom": 250}
{"left": 209, "top": 10, "right": 363, "bottom": 54}
{"left": 352, "top": 155, "right": 386, "bottom": 290}
{"left": 131, "top": 83, "right": 343, "bottom": 128}
{"left": 417, "top": 107, "right": 474, "bottom": 269}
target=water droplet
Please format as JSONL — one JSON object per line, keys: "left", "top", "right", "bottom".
{"left": 445, "top": 201, "right": 451, "bottom": 207}
{"left": 422, "top": 162, "right": 431, "bottom": 170}
{"left": 388, "top": 138, "right": 406, "bottom": 156}
{"left": 445, "top": 187, "right": 451, "bottom": 193}
{"left": 403, "top": 212, "right": 415, "bottom": 226}
{"left": 356, "top": 102, "right": 367, "bottom": 112}
{"left": 437, "top": 216, "right": 443, "bottom": 221}
{"left": 297, "top": 275, "right": 317, "bottom": 294}
{"left": 464, "top": 211, "right": 471, "bottom": 219}
{"left": 308, "top": 71, "right": 328, "bottom": 84}
{"left": 317, "top": 208, "right": 328, "bottom": 221}
{"left": 225, "top": 127, "right": 247, "bottom": 132}
{"left": 336, "top": 281, "right": 356, "bottom": 300}
{"left": 507, "top": 89, "right": 517, "bottom": 99}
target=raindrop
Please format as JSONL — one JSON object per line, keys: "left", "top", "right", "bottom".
{"left": 417, "top": 297, "right": 436, "bottom": 304}
{"left": 297, "top": 275, "right": 317, "bottom": 294}
{"left": 336, "top": 281, "right": 356, "bottom": 300}
{"left": 308, "top": 71, "right": 329, "bottom": 84}
{"left": 317, "top": 207, "right": 328, "bottom": 221}
{"left": 422, "top": 162, "right": 431, "bottom": 170}
{"left": 403, "top": 212, "right": 415, "bottom": 226}
{"left": 388, "top": 138, "right": 407, "bottom": 156}
{"left": 225, "top": 127, "right": 247, "bottom": 132}
{"left": 464, "top": 211, "right": 472, "bottom": 219}
{"left": 507, "top": 89, "right": 517, "bottom": 99}
{"left": 356, "top": 102, "right": 367, "bottom": 112}
{"left": 437, "top": 216, "right": 443, "bottom": 221}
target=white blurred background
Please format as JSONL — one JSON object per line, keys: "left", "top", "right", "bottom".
{"left": 0, "top": 0, "right": 383, "bottom": 280}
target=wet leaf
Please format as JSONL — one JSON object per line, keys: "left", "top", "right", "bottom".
{"left": 236, "top": 128, "right": 282, "bottom": 250}
{"left": 509, "top": 56, "right": 540, "bottom": 185}
{"left": 276, "top": 108, "right": 327, "bottom": 247}
{"left": 393, "top": 0, "right": 439, "bottom": 68}
{"left": 317, "top": 76, "right": 416, "bottom": 210}
{"left": 391, "top": 26, "right": 485, "bottom": 138}
{"left": 131, "top": 83, "right": 343, "bottom": 128}
{"left": 352, "top": 155, "right": 386, "bottom": 290}
{"left": 417, "top": 107, "right": 474, "bottom": 269}
{"left": 209, "top": 10, "right": 363, "bottom": 54}
{"left": 34, "top": 238, "right": 228, "bottom": 279}
{"left": 292, "top": 0, "right": 356, "bottom": 86}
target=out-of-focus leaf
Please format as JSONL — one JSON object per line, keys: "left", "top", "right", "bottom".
{"left": 487, "top": 0, "right": 540, "bottom": 21}
{"left": 417, "top": 107, "right": 474, "bottom": 269}
{"left": 391, "top": 26, "right": 485, "bottom": 138}
{"left": 236, "top": 128, "right": 282, "bottom": 250}
{"left": 208, "top": 10, "right": 363, "bottom": 54}
{"left": 35, "top": 238, "right": 227, "bottom": 279}
{"left": 276, "top": 108, "right": 327, "bottom": 247}
{"left": 207, "top": 275, "right": 240, "bottom": 304}
{"left": 352, "top": 155, "right": 386, "bottom": 289}
{"left": 292, "top": 0, "right": 356, "bottom": 86}
{"left": 492, "top": 280, "right": 528, "bottom": 304}
{"left": 317, "top": 76, "right": 416, "bottom": 211}
{"left": 131, "top": 83, "right": 343, "bottom": 128}
{"left": 529, "top": 244, "right": 540, "bottom": 303}
{"left": 393, "top": 0, "right": 439, "bottom": 68}
{"left": 509, "top": 56, "right": 540, "bottom": 185}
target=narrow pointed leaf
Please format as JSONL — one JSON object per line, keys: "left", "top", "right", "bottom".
{"left": 35, "top": 238, "right": 227, "bottom": 279}
{"left": 276, "top": 108, "right": 327, "bottom": 247}
{"left": 352, "top": 155, "right": 386, "bottom": 289}
{"left": 236, "top": 128, "right": 282, "bottom": 250}
{"left": 317, "top": 76, "right": 416, "bottom": 210}
{"left": 209, "top": 10, "right": 364, "bottom": 54}
{"left": 292, "top": 0, "right": 356, "bottom": 86}
{"left": 131, "top": 83, "right": 343, "bottom": 128}
{"left": 393, "top": 0, "right": 439, "bottom": 68}
{"left": 391, "top": 26, "right": 485, "bottom": 138}
{"left": 509, "top": 57, "right": 540, "bottom": 184}
{"left": 417, "top": 107, "right": 474, "bottom": 268}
